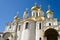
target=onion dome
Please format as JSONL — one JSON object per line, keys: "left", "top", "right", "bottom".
{"left": 14, "top": 16, "right": 19, "bottom": 20}
{"left": 31, "top": 6, "right": 39, "bottom": 11}
{"left": 46, "top": 5, "right": 53, "bottom": 14}
{"left": 38, "top": 5, "right": 43, "bottom": 11}
{"left": 24, "top": 8, "right": 28, "bottom": 14}
{"left": 38, "top": 8, "right": 43, "bottom": 11}
{"left": 24, "top": 11, "right": 28, "bottom": 15}
{"left": 46, "top": 9, "right": 53, "bottom": 14}
{"left": 31, "top": 3, "right": 39, "bottom": 11}
{"left": 14, "top": 12, "right": 19, "bottom": 20}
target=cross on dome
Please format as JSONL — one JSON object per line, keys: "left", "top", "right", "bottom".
{"left": 35, "top": 2, "right": 37, "bottom": 6}
{"left": 40, "top": 4, "right": 42, "bottom": 8}
{"left": 48, "top": 5, "right": 50, "bottom": 10}
{"left": 14, "top": 11, "right": 19, "bottom": 20}
{"left": 16, "top": 11, "right": 19, "bottom": 16}
{"left": 26, "top": 8, "right": 28, "bottom": 11}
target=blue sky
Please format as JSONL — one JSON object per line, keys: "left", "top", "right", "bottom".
{"left": 0, "top": 0, "right": 60, "bottom": 32}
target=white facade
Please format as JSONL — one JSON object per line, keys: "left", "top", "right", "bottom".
{"left": 0, "top": 4, "right": 60, "bottom": 40}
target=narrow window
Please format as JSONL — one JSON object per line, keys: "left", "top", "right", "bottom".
{"left": 49, "top": 23, "right": 51, "bottom": 26}
{"left": 35, "top": 22, "right": 36, "bottom": 29}
{"left": 39, "top": 13, "right": 41, "bottom": 16}
{"left": 6, "top": 39, "right": 9, "bottom": 40}
{"left": 33, "top": 13, "right": 35, "bottom": 16}
{"left": 25, "top": 22, "right": 29, "bottom": 29}
{"left": 19, "top": 25, "right": 21, "bottom": 30}
{"left": 39, "top": 23, "right": 41, "bottom": 29}
{"left": 36, "top": 13, "right": 38, "bottom": 16}
{"left": 33, "top": 13, "right": 35, "bottom": 17}
{"left": 39, "top": 37, "right": 41, "bottom": 40}
{"left": 9, "top": 25, "right": 11, "bottom": 29}
{"left": 0, "top": 35, "right": 1, "bottom": 37}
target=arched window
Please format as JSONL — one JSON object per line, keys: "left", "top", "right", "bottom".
{"left": 39, "top": 23, "right": 41, "bottom": 29}
{"left": 19, "top": 25, "right": 21, "bottom": 30}
{"left": 9, "top": 26, "right": 11, "bottom": 29}
{"left": 49, "top": 23, "right": 51, "bottom": 26}
{"left": 32, "top": 12, "right": 35, "bottom": 17}
{"left": 9, "top": 24, "right": 11, "bottom": 29}
{"left": 39, "top": 37, "right": 41, "bottom": 40}
{"left": 33, "top": 13, "right": 35, "bottom": 16}
{"left": 36, "top": 13, "right": 38, "bottom": 17}
{"left": 44, "top": 28, "right": 58, "bottom": 40}
{"left": 6, "top": 39, "right": 9, "bottom": 40}
{"left": 0, "top": 35, "right": 1, "bottom": 37}
{"left": 39, "top": 13, "right": 41, "bottom": 16}
{"left": 25, "top": 22, "right": 29, "bottom": 29}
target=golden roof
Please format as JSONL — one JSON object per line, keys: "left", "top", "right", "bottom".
{"left": 46, "top": 9, "right": 53, "bottom": 14}
{"left": 14, "top": 16, "right": 19, "bottom": 20}
{"left": 35, "top": 16, "right": 45, "bottom": 21}
{"left": 28, "top": 17, "right": 35, "bottom": 21}
{"left": 31, "top": 6, "right": 39, "bottom": 11}
{"left": 19, "top": 16, "right": 45, "bottom": 24}
{"left": 20, "top": 20, "right": 25, "bottom": 23}
{"left": 28, "top": 16, "right": 45, "bottom": 21}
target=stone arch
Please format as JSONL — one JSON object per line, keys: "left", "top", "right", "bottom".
{"left": 3, "top": 32, "right": 13, "bottom": 40}
{"left": 44, "top": 28, "right": 59, "bottom": 40}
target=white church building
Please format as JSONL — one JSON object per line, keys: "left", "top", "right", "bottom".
{"left": 0, "top": 4, "right": 60, "bottom": 40}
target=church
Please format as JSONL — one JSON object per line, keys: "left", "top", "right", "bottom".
{"left": 0, "top": 3, "right": 60, "bottom": 40}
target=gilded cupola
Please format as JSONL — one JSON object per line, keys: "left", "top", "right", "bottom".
{"left": 38, "top": 5, "right": 44, "bottom": 17}
{"left": 38, "top": 8, "right": 43, "bottom": 11}
{"left": 23, "top": 8, "right": 29, "bottom": 19}
{"left": 24, "top": 11, "right": 28, "bottom": 15}
{"left": 46, "top": 9, "right": 53, "bottom": 14}
{"left": 14, "top": 12, "right": 19, "bottom": 20}
{"left": 14, "top": 16, "right": 19, "bottom": 20}
{"left": 31, "top": 3, "right": 39, "bottom": 11}
{"left": 46, "top": 5, "right": 53, "bottom": 18}
{"left": 46, "top": 5, "right": 53, "bottom": 14}
{"left": 38, "top": 5, "right": 43, "bottom": 11}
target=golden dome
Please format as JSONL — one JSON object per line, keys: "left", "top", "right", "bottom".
{"left": 38, "top": 8, "right": 43, "bottom": 11}
{"left": 31, "top": 6, "right": 39, "bottom": 11}
{"left": 24, "top": 11, "right": 28, "bottom": 14}
{"left": 46, "top": 9, "right": 53, "bottom": 14}
{"left": 14, "top": 16, "right": 19, "bottom": 20}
